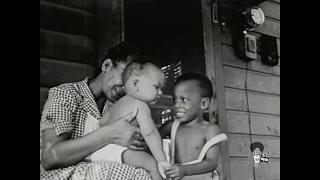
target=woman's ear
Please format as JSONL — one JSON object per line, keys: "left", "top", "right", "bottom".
{"left": 101, "top": 59, "right": 113, "bottom": 73}
{"left": 201, "top": 97, "right": 210, "bottom": 110}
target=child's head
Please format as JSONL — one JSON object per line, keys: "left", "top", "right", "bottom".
{"left": 122, "top": 62, "right": 165, "bottom": 104}
{"left": 173, "top": 72, "right": 213, "bottom": 123}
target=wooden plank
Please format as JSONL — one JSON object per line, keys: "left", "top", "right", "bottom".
{"left": 227, "top": 110, "right": 250, "bottom": 134}
{"left": 254, "top": 17, "right": 280, "bottom": 38}
{"left": 277, "top": 38, "right": 280, "bottom": 57}
{"left": 251, "top": 135, "right": 280, "bottom": 158}
{"left": 41, "top": 0, "right": 95, "bottom": 11}
{"left": 40, "top": 58, "right": 96, "bottom": 88}
{"left": 202, "top": 0, "right": 216, "bottom": 124}
{"left": 248, "top": 57, "right": 280, "bottom": 75}
{"left": 40, "top": 0, "right": 95, "bottom": 37}
{"left": 40, "top": 29, "right": 95, "bottom": 65}
{"left": 224, "top": 66, "right": 246, "bottom": 89}
{"left": 229, "top": 157, "right": 254, "bottom": 180}
{"left": 255, "top": 158, "right": 280, "bottom": 180}
{"left": 225, "top": 88, "right": 248, "bottom": 111}
{"left": 247, "top": 71, "right": 280, "bottom": 95}
{"left": 228, "top": 133, "right": 251, "bottom": 156}
{"left": 219, "top": 5, "right": 280, "bottom": 38}
{"left": 248, "top": 91, "right": 280, "bottom": 115}
{"left": 221, "top": 29, "right": 280, "bottom": 75}
{"left": 40, "top": 87, "right": 50, "bottom": 114}
{"left": 222, "top": 27, "right": 280, "bottom": 58}
{"left": 202, "top": 1, "right": 230, "bottom": 179}
{"left": 222, "top": 44, "right": 246, "bottom": 68}
{"left": 250, "top": 113, "right": 280, "bottom": 136}
{"left": 258, "top": 1, "right": 280, "bottom": 20}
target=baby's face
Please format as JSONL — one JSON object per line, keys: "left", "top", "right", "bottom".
{"left": 137, "top": 66, "right": 165, "bottom": 104}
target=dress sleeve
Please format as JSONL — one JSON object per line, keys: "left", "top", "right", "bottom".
{"left": 40, "top": 87, "right": 77, "bottom": 136}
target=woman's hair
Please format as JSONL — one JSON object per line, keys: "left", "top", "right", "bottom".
{"left": 250, "top": 142, "right": 264, "bottom": 153}
{"left": 102, "top": 42, "right": 139, "bottom": 67}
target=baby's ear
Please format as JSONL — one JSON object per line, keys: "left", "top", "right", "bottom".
{"left": 201, "top": 97, "right": 210, "bottom": 110}
{"left": 132, "top": 78, "right": 139, "bottom": 87}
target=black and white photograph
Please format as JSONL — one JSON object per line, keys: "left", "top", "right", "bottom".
{"left": 40, "top": 0, "right": 280, "bottom": 179}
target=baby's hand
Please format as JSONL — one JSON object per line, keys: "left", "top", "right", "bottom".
{"left": 157, "top": 161, "right": 171, "bottom": 179}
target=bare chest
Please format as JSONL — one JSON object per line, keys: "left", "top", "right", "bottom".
{"left": 174, "top": 126, "right": 206, "bottom": 164}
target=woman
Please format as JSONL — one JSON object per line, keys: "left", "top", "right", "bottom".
{"left": 40, "top": 42, "right": 152, "bottom": 180}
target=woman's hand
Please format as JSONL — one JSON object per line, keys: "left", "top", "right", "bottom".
{"left": 107, "top": 108, "right": 147, "bottom": 151}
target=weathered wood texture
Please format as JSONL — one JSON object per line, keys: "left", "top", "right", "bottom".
{"left": 202, "top": 1, "right": 230, "bottom": 179}
{"left": 40, "top": 0, "right": 97, "bottom": 113}
{"left": 219, "top": 1, "right": 280, "bottom": 179}
{"left": 228, "top": 133, "right": 251, "bottom": 157}
{"left": 40, "top": 0, "right": 95, "bottom": 38}
{"left": 219, "top": 3, "right": 280, "bottom": 38}
{"left": 40, "top": 29, "right": 95, "bottom": 65}
{"left": 254, "top": 158, "right": 280, "bottom": 180}
{"left": 40, "top": 58, "right": 96, "bottom": 88}
{"left": 229, "top": 157, "right": 254, "bottom": 180}
{"left": 41, "top": 0, "right": 95, "bottom": 11}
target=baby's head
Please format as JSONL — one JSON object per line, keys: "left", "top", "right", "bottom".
{"left": 122, "top": 62, "right": 165, "bottom": 104}
{"left": 173, "top": 72, "right": 213, "bottom": 123}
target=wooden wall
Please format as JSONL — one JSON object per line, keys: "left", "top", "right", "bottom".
{"left": 40, "top": 0, "right": 97, "bottom": 114}
{"left": 219, "top": 1, "right": 280, "bottom": 180}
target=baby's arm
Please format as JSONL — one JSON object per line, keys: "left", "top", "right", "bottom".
{"left": 135, "top": 101, "right": 170, "bottom": 178}
{"left": 166, "top": 124, "right": 220, "bottom": 179}
{"left": 135, "top": 101, "right": 167, "bottom": 162}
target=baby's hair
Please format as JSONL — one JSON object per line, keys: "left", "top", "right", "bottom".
{"left": 122, "top": 62, "right": 146, "bottom": 84}
{"left": 173, "top": 72, "right": 213, "bottom": 99}
{"left": 250, "top": 142, "right": 264, "bottom": 152}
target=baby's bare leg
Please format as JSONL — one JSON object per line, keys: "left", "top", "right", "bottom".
{"left": 123, "top": 149, "right": 164, "bottom": 180}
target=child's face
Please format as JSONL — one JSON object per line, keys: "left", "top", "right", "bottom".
{"left": 136, "top": 67, "right": 165, "bottom": 104}
{"left": 173, "top": 80, "right": 204, "bottom": 123}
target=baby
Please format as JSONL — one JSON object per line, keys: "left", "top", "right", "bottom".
{"left": 92, "top": 62, "right": 170, "bottom": 180}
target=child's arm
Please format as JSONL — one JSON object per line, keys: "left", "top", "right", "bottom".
{"left": 166, "top": 124, "right": 220, "bottom": 179}
{"left": 158, "top": 120, "right": 174, "bottom": 139}
{"left": 135, "top": 101, "right": 167, "bottom": 162}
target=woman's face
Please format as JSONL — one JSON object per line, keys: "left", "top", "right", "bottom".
{"left": 102, "top": 61, "right": 128, "bottom": 102}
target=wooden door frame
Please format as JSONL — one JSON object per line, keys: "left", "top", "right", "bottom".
{"left": 201, "top": 0, "right": 230, "bottom": 179}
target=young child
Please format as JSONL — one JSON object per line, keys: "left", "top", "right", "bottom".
{"left": 159, "top": 72, "right": 227, "bottom": 180}
{"left": 90, "top": 62, "right": 171, "bottom": 180}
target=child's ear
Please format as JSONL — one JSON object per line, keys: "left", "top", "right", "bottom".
{"left": 132, "top": 79, "right": 140, "bottom": 91}
{"left": 201, "top": 97, "right": 210, "bottom": 110}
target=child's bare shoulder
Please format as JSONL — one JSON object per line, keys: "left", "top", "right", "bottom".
{"left": 204, "top": 122, "right": 221, "bottom": 140}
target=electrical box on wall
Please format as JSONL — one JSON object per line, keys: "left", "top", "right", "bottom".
{"left": 234, "top": 31, "right": 258, "bottom": 62}
{"left": 260, "top": 35, "right": 279, "bottom": 66}
{"left": 244, "top": 33, "right": 257, "bottom": 60}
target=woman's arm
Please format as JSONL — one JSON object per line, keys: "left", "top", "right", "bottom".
{"left": 41, "top": 110, "right": 141, "bottom": 170}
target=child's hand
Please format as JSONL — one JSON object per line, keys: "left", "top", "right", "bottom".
{"left": 157, "top": 161, "right": 171, "bottom": 179}
{"left": 165, "top": 164, "right": 186, "bottom": 180}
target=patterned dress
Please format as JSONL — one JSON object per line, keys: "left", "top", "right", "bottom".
{"left": 40, "top": 78, "right": 152, "bottom": 180}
